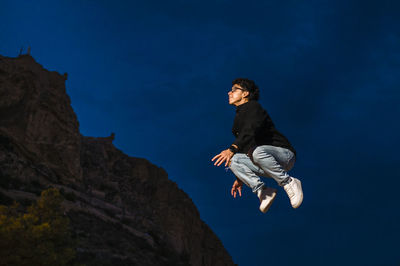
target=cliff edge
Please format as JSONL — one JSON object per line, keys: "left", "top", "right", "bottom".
{"left": 0, "top": 54, "right": 235, "bottom": 266}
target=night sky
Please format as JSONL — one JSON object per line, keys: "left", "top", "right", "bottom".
{"left": 1, "top": 1, "right": 400, "bottom": 265}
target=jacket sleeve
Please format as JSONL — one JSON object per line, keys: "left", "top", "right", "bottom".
{"left": 232, "top": 103, "right": 265, "bottom": 151}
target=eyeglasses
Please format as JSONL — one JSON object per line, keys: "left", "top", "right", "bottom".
{"left": 229, "top": 87, "right": 244, "bottom": 93}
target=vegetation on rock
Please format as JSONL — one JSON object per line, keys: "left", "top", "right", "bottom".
{"left": 0, "top": 188, "right": 76, "bottom": 266}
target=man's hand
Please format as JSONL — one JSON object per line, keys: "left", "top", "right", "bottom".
{"left": 212, "top": 149, "right": 234, "bottom": 167}
{"left": 231, "top": 179, "right": 243, "bottom": 198}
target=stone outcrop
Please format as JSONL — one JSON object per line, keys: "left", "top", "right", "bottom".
{"left": 0, "top": 54, "right": 235, "bottom": 266}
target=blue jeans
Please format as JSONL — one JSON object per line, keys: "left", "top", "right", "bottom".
{"left": 229, "top": 145, "right": 296, "bottom": 193}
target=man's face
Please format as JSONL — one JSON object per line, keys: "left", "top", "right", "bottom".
{"left": 228, "top": 84, "right": 249, "bottom": 106}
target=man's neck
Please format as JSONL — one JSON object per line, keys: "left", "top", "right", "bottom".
{"left": 234, "top": 99, "right": 249, "bottom": 107}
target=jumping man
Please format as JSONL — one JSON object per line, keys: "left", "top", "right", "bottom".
{"left": 212, "top": 78, "right": 303, "bottom": 213}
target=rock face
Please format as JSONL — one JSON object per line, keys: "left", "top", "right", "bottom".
{"left": 0, "top": 54, "right": 235, "bottom": 266}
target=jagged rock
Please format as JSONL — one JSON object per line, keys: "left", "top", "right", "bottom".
{"left": 0, "top": 54, "right": 82, "bottom": 183}
{"left": 0, "top": 54, "right": 235, "bottom": 266}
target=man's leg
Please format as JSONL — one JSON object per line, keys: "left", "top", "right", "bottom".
{"left": 229, "top": 153, "right": 277, "bottom": 213}
{"left": 229, "top": 153, "right": 266, "bottom": 193}
{"left": 251, "top": 145, "right": 303, "bottom": 208}
{"left": 251, "top": 145, "right": 295, "bottom": 185}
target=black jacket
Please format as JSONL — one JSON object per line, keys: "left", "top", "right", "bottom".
{"left": 232, "top": 100, "right": 296, "bottom": 156}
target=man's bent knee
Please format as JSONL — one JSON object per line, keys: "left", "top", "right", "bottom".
{"left": 251, "top": 147, "right": 265, "bottom": 164}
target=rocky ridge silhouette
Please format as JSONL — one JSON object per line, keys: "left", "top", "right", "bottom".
{"left": 0, "top": 54, "right": 235, "bottom": 266}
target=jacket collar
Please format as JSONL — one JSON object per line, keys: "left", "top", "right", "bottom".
{"left": 235, "top": 100, "right": 253, "bottom": 113}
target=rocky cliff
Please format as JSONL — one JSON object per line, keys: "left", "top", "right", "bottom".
{"left": 0, "top": 54, "right": 235, "bottom": 266}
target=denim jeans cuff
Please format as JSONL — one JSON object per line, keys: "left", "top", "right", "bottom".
{"left": 279, "top": 177, "right": 292, "bottom": 186}
{"left": 253, "top": 184, "right": 265, "bottom": 193}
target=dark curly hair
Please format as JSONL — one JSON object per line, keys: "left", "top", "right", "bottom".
{"left": 232, "top": 78, "right": 260, "bottom": 101}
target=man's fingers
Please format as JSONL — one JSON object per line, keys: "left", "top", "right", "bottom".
{"left": 213, "top": 156, "right": 222, "bottom": 165}
{"left": 225, "top": 157, "right": 232, "bottom": 167}
{"left": 231, "top": 184, "right": 241, "bottom": 198}
{"left": 211, "top": 154, "right": 221, "bottom": 162}
{"left": 215, "top": 157, "right": 224, "bottom": 166}
{"left": 217, "top": 157, "right": 226, "bottom": 166}
{"left": 212, "top": 150, "right": 233, "bottom": 167}
{"left": 224, "top": 154, "right": 233, "bottom": 167}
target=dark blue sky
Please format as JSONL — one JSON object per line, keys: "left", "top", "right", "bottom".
{"left": 2, "top": 0, "right": 400, "bottom": 265}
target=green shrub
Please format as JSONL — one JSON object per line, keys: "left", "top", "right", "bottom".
{"left": 0, "top": 188, "right": 77, "bottom": 266}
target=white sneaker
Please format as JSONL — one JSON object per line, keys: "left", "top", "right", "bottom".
{"left": 257, "top": 187, "right": 277, "bottom": 213}
{"left": 283, "top": 178, "right": 303, "bottom": 208}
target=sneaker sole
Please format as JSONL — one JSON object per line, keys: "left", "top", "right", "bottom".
{"left": 292, "top": 179, "right": 303, "bottom": 209}
{"left": 259, "top": 191, "right": 277, "bottom": 213}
